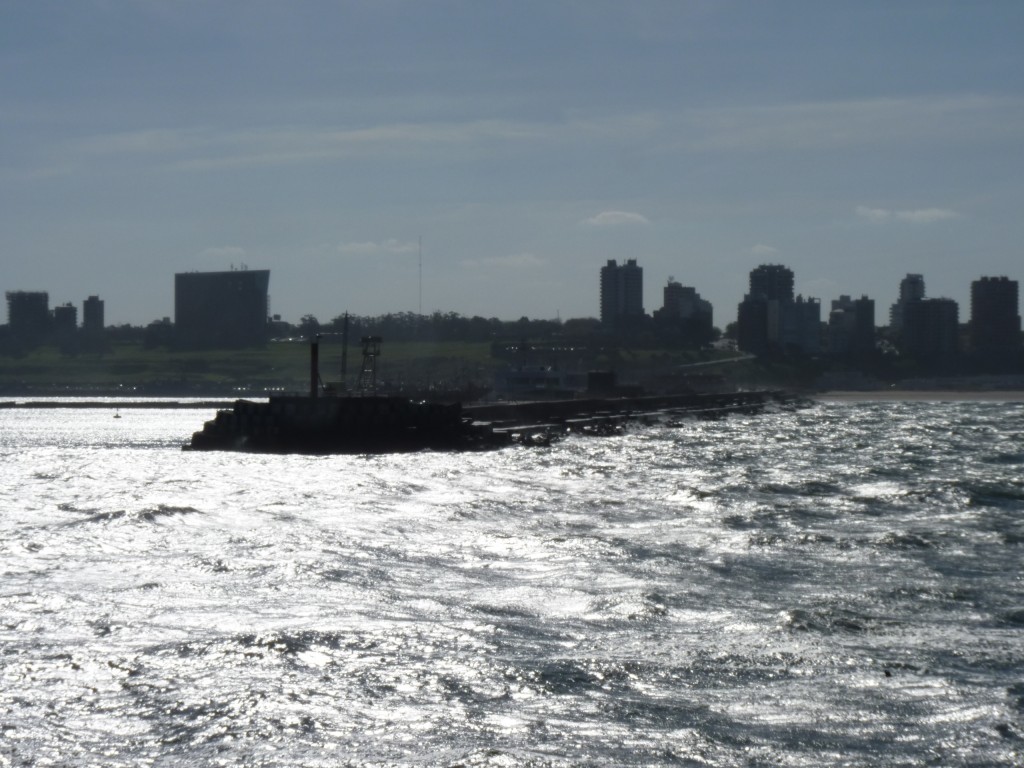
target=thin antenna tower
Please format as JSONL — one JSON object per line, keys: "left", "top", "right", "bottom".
{"left": 418, "top": 236, "right": 423, "bottom": 316}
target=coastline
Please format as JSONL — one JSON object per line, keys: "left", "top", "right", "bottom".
{"left": 814, "top": 390, "right": 1024, "bottom": 402}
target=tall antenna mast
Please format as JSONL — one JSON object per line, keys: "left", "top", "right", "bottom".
{"left": 418, "top": 236, "right": 423, "bottom": 316}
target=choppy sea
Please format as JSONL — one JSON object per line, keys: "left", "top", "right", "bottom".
{"left": 1, "top": 398, "right": 1022, "bottom": 767}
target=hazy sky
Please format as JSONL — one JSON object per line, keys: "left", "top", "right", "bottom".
{"left": 2, "top": 1, "right": 1023, "bottom": 327}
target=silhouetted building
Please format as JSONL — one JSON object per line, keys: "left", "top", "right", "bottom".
{"left": 777, "top": 295, "right": 821, "bottom": 354}
{"left": 653, "top": 279, "right": 713, "bottom": 346}
{"left": 52, "top": 302, "right": 77, "bottom": 333}
{"left": 970, "top": 276, "right": 1020, "bottom": 369}
{"left": 659, "top": 280, "right": 712, "bottom": 321}
{"left": 599, "top": 259, "right": 644, "bottom": 328}
{"left": 174, "top": 269, "right": 270, "bottom": 349}
{"left": 737, "top": 264, "right": 819, "bottom": 356}
{"left": 889, "top": 273, "right": 925, "bottom": 333}
{"left": 6, "top": 291, "right": 51, "bottom": 342}
{"left": 828, "top": 295, "right": 875, "bottom": 361}
{"left": 82, "top": 295, "right": 105, "bottom": 336}
{"left": 902, "top": 297, "right": 959, "bottom": 365}
{"left": 749, "top": 264, "right": 794, "bottom": 302}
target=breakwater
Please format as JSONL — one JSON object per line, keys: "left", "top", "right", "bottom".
{"left": 466, "top": 390, "right": 795, "bottom": 435}
{"left": 184, "top": 389, "right": 795, "bottom": 453}
{"left": 0, "top": 400, "right": 235, "bottom": 409}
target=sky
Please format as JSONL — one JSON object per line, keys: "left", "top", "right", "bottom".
{"left": 2, "top": 0, "right": 1023, "bottom": 328}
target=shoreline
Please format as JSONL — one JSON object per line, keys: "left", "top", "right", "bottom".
{"left": 813, "top": 390, "right": 1024, "bottom": 402}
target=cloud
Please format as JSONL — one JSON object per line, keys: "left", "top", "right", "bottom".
{"left": 28, "top": 93, "right": 1024, "bottom": 179}
{"left": 337, "top": 239, "right": 418, "bottom": 255}
{"left": 687, "top": 95, "right": 1024, "bottom": 153}
{"left": 751, "top": 243, "right": 779, "bottom": 256}
{"left": 855, "top": 206, "right": 892, "bottom": 221}
{"left": 856, "top": 205, "right": 959, "bottom": 223}
{"left": 582, "top": 211, "right": 651, "bottom": 227}
{"left": 462, "top": 252, "right": 545, "bottom": 269}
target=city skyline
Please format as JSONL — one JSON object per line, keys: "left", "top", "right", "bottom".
{"left": 5, "top": 264, "right": 1020, "bottom": 338}
{"left": 2, "top": 1, "right": 1023, "bottom": 326}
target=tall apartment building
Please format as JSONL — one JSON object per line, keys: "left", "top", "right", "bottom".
{"left": 5, "top": 291, "right": 51, "bottom": 341}
{"left": 654, "top": 279, "right": 714, "bottom": 345}
{"left": 52, "top": 302, "right": 78, "bottom": 333}
{"left": 737, "top": 264, "right": 820, "bottom": 356}
{"left": 174, "top": 269, "right": 270, "bottom": 349}
{"left": 970, "top": 276, "right": 1020, "bottom": 366}
{"left": 749, "top": 264, "right": 794, "bottom": 302}
{"left": 82, "top": 295, "right": 105, "bottom": 337}
{"left": 828, "top": 295, "right": 876, "bottom": 360}
{"left": 599, "top": 259, "right": 644, "bottom": 328}
{"left": 889, "top": 273, "right": 926, "bottom": 332}
{"left": 902, "top": 297, "right": 959, "bottom": 364}
{"left": 658, "top": 280, "right": 712, "bottom": 321}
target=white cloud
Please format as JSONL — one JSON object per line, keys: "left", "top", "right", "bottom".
{"left": 751, "top": 243, "right": 779, "bottom": 256}
{"left": 856, "top": 205, "right": 959, "bottom": 223}
{"left": 75, "top": 129, "right": 197, "bottom": 156}
{"left": 582, "top": 211, "right": 651, "bottom": 227}
{"left": 337, "top": 239, "right": 417, "bottom": 255}
{"left": 687, "top": 94, "right": 1024, "bottom": 153}
{"left": 462, "top": 252, "right": 545, "bottom": 269}
{"left": 31, "top": 94, "right": 1024, "bottom": 178}
{"left": 855, "top": 205, "right": 892, "bottom": 221}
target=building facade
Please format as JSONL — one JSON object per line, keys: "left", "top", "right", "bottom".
{"left": 749, "top": 264, "right": 794, "bottom": 302}
{"left": 5, "top": 291, "right": 51, "bottom": 341}
{"left": 52, "top": 302, "right": 77, "bottom": 333}
{"left": 658, "top": 280, "right": 712, "bottom": 321}
{"left": 82, "top": 295, "right": 105, "bottom": 337}
{"left": 174, "top": 269, "right": 270, "bottom": 349}
{"left": 970, "top": 276, "right": 1020, "bottom": 368}
{"left": 654, "top": 280, "right": 714, "bottom": 346}
{"left": 736, "top": 264, "right": 820, "bottom": 356}
{"left": 599, "top": 259, "right": 645, "bottom": 328}
{"left": 889, "top": 273, "right": 926, "bottom": 333}
{"left": 902, "top": 297, "right": 959, "bottom": 365}
{"left": 828, "top": 295, "right": 875, "bottom": 361}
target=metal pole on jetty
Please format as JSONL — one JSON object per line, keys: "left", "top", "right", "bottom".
{"left": 310, "top": 334, "right": 320, "bottom": 399}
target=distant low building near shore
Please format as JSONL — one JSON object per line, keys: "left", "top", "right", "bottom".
{"left": 175, "top": 268, "right": 270, "bottom": 349}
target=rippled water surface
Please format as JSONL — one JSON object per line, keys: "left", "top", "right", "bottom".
{"left": 2, "top": 400, "right": 1023, "bottom": 766}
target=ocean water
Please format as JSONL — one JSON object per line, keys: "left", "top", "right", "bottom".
{"left": 1, "top": 399, "right": 1022, "bottom": 767}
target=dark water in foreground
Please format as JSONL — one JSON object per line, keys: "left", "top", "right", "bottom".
{"left": 1, "top": 399, "right": 1022, "bottom": 766}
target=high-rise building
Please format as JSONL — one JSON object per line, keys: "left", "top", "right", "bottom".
{"left": 902, "top": 297, "right": 959, "bottom": 364}
{"left": 52, "top": 302, "right": 77, "bottom": 333}
{"left": 82, "top": 295, "right": 105, "bottom": 337}
{"left": 654, "top": 279, "right": 714, "bottom": 346}
{"left": 5, "top": 291, "right": 51, "bottom": 341}
{"left": 737, "top": 264, "right": 819, "bottom": 356}
{"left": 599, "top": 259, "right": 644, "bottom": 327}
{"left": 659, "top": 280, "right": 712, "bottom": 321}
{"left": 970, "top": 276, "right": 1020, "bottom": 366}
{"left": 748, "top": 264, "right": 794, "bottom": 302}
{"left": 889, "top": 273, "right": 925, "bottom": 332}
{"left": 174, "top": 269, "right": 270, "bottom": 349}
{"left": 828, "top": 295, "right": 875, "bottom": 360}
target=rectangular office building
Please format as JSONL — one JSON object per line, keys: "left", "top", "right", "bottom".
{"left": 175, "top": 269, "right": 270, "bottom": 349}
